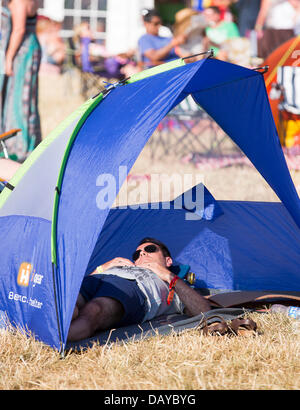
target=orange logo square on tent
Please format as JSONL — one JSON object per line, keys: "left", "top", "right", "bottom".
{"left": 17, "top": 263, "right": 33, "bottom": 287}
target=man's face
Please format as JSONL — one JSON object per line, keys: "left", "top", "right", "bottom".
{"left": 133, "top": 242, "right": 172, "bottom": 268}
{"left": 203, "top": 8, "right": 220, "bottom": 26}
{"left": 145, "top": 17, "right": 162, "bottom": 36}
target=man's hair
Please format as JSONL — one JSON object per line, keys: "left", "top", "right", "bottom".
{"left": 142, "top": 9, "right": 162, "bottom": 23}
{"left": 138, "top": 237, "right": 171, "bottom": 258}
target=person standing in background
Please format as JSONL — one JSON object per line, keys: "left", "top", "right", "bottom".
{"left": 255, "top": 0, "right": 300, "bottom": 59}
{"left": 234, "top": 0, "right": 261, "bottom": 37}
{"left": 0, "top": 0, "right": 41, "bottom": 160}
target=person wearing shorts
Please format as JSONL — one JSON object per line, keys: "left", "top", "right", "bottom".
{"left": 67, "top": 237, "right": 211, "bottom": 342}
{"left": 79, "top": 274, "right": 148, "bottom": 327}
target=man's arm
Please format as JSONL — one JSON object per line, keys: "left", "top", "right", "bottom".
{"left": 169, "top": 275, "right": 211, "bottom": 316}
{"left": 254, "top": 0, "right": 271, "bottom": 32}
{"left": 138, "top": 261, "right": 211, "bottom": 315}
{"left": 90, "top": 257, "right": 134, "bottom": 274}
{"left": 141, "top": 35, "right": 186, "bottom": 65}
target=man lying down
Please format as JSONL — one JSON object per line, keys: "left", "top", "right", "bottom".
{"left": 68, "top": 237, "right": 211, "bottom": 342}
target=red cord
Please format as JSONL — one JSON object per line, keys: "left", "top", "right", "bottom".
{"left": 167, "top": 275, "right": 179, "bottom": 305}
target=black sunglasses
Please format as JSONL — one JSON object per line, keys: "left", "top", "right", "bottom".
{"left": 132, "top": 244, "right": 159, "bottom": 261}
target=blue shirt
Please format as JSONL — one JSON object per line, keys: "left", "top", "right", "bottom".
{"left": 138, "top": 33, "right": 177, "bottom": 67}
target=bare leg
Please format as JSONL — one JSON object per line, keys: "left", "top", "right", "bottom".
{"left": 67, "top": 297, "right": 124, "bottom": 342}
{"left": 71, "top": 293, "right": 86, "bottom": 321}
{"left": 72, "top": 305, "right": 79, "bottom": 321}
{"left": 0, "top": 158, "right": 20, "bottom": 181}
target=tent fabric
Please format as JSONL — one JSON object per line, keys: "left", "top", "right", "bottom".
{"left": 54, "top": 61, "right": 207, "bottom": 345}
{"left": 0, "top": 117, "right": 79, "bottom": 219}
{"left": 0, "top": 216, "right": 59, "bottom": 347}
{"left": 87, "top": 196, "right": 300, "bottom": 292}
{"left": 54, "top": 59, "right": 300, "bottom": 348}
{"left": 192, "top": 65, "right": 300, "bottom": 228}
{"left": 0, "top": 57, "right": 300, "bottom": 351}
{"left": 0, "top": 97, "right": 96, "bottom": 209}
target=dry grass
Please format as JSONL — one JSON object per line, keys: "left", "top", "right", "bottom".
{"left": 0, "top": 313, "right": 299, "bottom": 390}
{"left": 1, "top": 70, "right": 299, "bottom": 391}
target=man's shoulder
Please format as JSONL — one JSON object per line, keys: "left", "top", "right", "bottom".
{"left": 138, "top": 34, "right": 171, "bottom": 49}
{"left": 138, "top": 33, "right": 152, "bottom": 43}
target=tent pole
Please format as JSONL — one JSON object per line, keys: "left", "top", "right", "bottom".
{"left": 51, "top": 262, "right": 64, "bottom": 355}
{"left": 182, "top": 49, "right": 215, "bottom": 61}
{"left": 252, "top": 65, "right": 269, "bottom": 74}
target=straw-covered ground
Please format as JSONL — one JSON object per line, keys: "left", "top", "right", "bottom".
{"left": 0, "top": 312, "right": 299, "bottom": 390}
{"left": 1, "top": 70, "right": 299, "bottom": 391}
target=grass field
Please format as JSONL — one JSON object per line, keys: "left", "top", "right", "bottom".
{"left": 0, "top": 312, "right": 299, "bottom": 390}
{"left": 1, "top": 70, "right": 299, "bottom": 391}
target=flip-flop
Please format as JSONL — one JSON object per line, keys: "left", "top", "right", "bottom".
{"left": 196, "top": 315, "right": 230, "bottom": 336}
{"left": 228, "top": 318, "right": 257, "bottom": 336}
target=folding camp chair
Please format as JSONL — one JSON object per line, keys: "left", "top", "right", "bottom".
{"left": 77, "top": 38, "right": 126, "bottom": 99}
{"left": 61, "top": 38, "right": 82, "bottom": 96}
{"left": 79, "top": 44, "right": 107, "bottom": 99}
{"left": 276, "top": 66, "right": 300, "bottom": 147}
{"left": 0, "top": 128, "right": 21, "bottom": 160}
{"left": 149, "top": 95, "right": 229, "bottom": 159}
{"left": 62, "top": 36, "right": 107, "bottom": 99}
{"left": 0, "top": 129, "right": 21, "bottom": 193}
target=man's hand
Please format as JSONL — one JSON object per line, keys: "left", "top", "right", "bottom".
{"left": 138, "top": 260, "right": 211, "bottom": 315}
{"left": 171, "top": 34, "right": 187, "bottom": 48}
{"left": 91, "top": 257, "right": 134, "bottom": 274}
{"left": 136, "top": 261, "right": 173, "bottom": 283}
{"left": 102, "top": 257, "right": 134, "bottom": 271}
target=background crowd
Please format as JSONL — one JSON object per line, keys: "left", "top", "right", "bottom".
{"left": 36, "top": 0, "right": 300, "bottom": 78}
{"left": 1, "top": 0, "right": 300, "bottom": 160}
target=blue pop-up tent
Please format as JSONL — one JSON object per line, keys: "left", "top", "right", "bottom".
{"left": 0, "top": 57, "right": 300, "bottom": 352}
